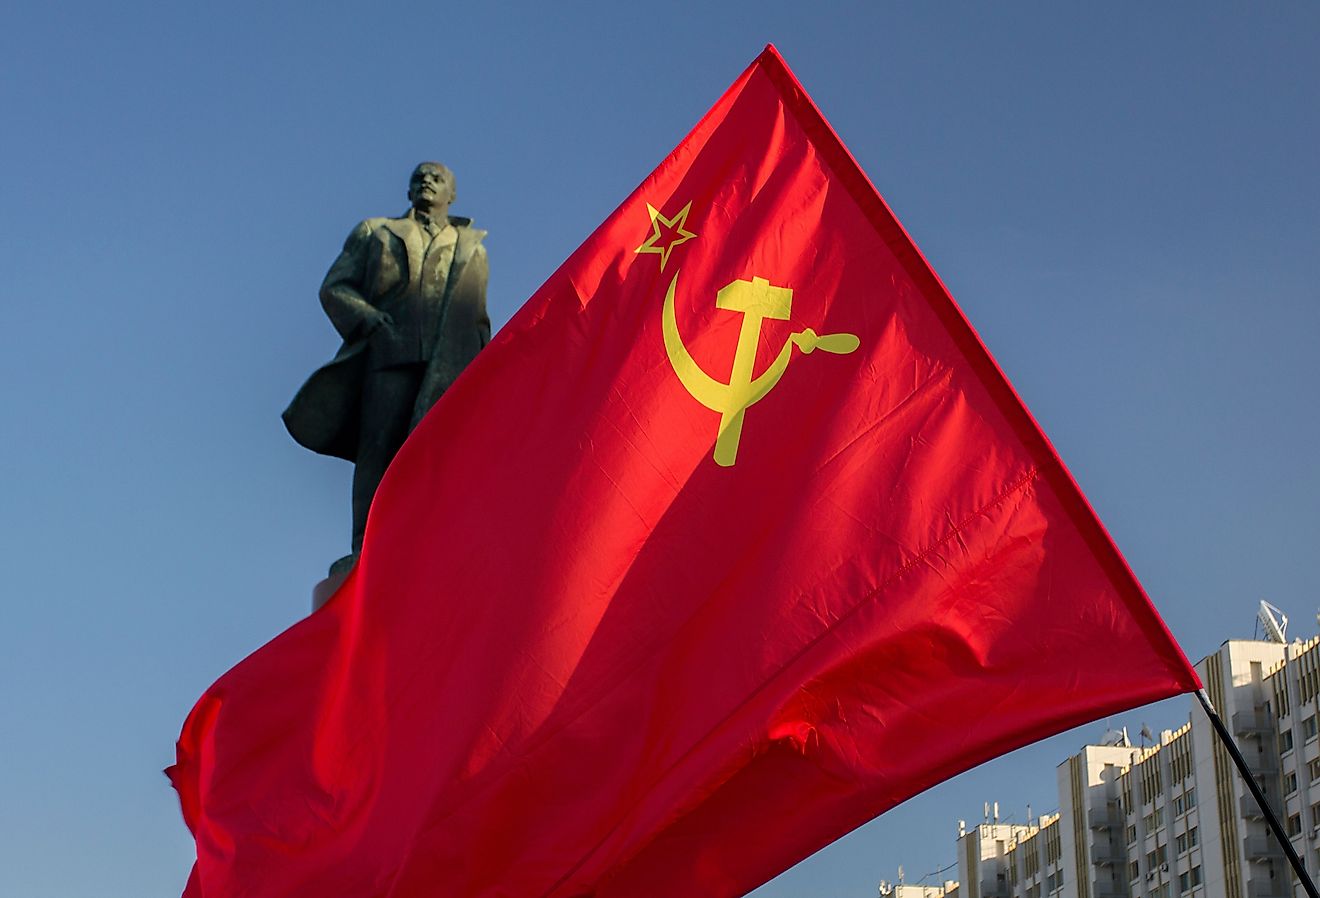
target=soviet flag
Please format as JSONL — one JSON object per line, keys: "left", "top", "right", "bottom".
{"left": 170, "top": 45, "right": 1199, "bottom": 898}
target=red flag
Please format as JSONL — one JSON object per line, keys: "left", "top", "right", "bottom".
{"left": 170, "top": 45, "right": 1199, "bottom": 897}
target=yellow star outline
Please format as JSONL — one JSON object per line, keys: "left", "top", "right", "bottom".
{"left": 634, "top": 201, "right": 697, "bottom": 271}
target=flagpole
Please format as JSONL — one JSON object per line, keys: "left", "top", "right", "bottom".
{"left": 1196, "top": 688, "right": 1320, "bottom": 898}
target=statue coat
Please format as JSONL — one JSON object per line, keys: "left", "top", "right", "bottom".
{"left": 283, "top": 212, "right": 490, "bottom": 461}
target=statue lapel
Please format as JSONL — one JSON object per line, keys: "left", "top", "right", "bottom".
{"left": 447, "top": 222, "right": 486, "bottom": 290}
{"left": 382, "top": 215, "right": 426, "bottom": 295}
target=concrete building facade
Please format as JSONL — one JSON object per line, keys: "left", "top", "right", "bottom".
{"left": 939, "top": 637, "right": 1320, "bottom": 898}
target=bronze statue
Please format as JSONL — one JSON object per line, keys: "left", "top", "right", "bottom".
{"left": 283, "top": 162, "right": 491, "bottom": 572}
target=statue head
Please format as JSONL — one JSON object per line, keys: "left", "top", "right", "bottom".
{"left": 408, "top": 162, "right": 456, "bottom": 216}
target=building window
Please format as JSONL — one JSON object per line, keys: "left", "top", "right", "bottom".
{"left": 1177, "top": 830, "right": 1190, "bottom": 855}
{"left": 1127, "top": 824, "right": 1137, "bottom": 844}
{"left": 1309, "top": 757, "right": 1320, "bottom": 780}
{"left": 1188, "top": 826, "right": 1198, "bottom": 848}
{"left": 1147, "top": 842, "right": 1168, "bottom": 868}
{"left": 1304, "top": 715, "right": 1317, "bottom": 742}
{"left": 1173, "top": 790, "right": 1196, "bottom": 816}
{"left": 1130, "top": 860, "right": 1140, "bottom": 882}
{"left": 1179, "top": 866, "right": 1203, "bottom": 893}
{"left": 1311, "top": 803, "right": 1320, "bottom": 829}
{"left": 1286, "top": 772, "right": 1299, "bottom": 794}
{"left": 1289, "top": 813, "right": 1303, "bottom": 837}
{"left": 1282, "top": 730, "right": 1295, "bottom": 754}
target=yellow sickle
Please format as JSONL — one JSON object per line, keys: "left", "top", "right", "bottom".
{"left": 662, "top": 271, "right": 859, "bottom": 466}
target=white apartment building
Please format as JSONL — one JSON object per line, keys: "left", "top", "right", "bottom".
{"left": 943, "top": 635, "right": 1320, "bottom": 898}
{"left": 880, "top": 884, "right": 962, "bottom": 898}
{"left": 956, "top": 816, "right": 1065, "bottom": 898}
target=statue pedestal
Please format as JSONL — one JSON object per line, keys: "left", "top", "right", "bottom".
{"left": 312, "top": 554, "right": 358, "bottom": 611}
{"left": 312, "top": 568, "right": 350, "bottom": 611}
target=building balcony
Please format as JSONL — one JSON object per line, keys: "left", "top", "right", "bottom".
{"left": 1241, "top": 794, "right": 1283, "bottom": 820}
{"left": 1243, "top": 752, "right": 1280, "bottom": 774}
{"left": 1090, "top": 844, "right": 1125, "bottom": 865}
{"left": 1245, "top": 834, "right": 1282, "bottom": 860}
{"left": 1088, "top": 805, "right": 1120, "bottom": 829}
{"left": 1246, "top": 878, "right": 1289, "bottom": 898}
{"left": 1241, "top": 793, "right": 1263, "bottom": 819}
{"left": 1092, "top": 880, "right": 1128, "bottom": 898}
{"left": 979, "top": 879, "right": 1010, "bottom": 898}
{"left": 1235, "top": 710, "right": 1274, "bottom": 736}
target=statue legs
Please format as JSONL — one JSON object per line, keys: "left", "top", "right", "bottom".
{"left": 351, "top": 363, "right": 427, "bottom": 553}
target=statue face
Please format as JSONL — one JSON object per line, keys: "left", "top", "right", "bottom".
{"left": 409, "top": 163, "right": 455, "bottom": 209}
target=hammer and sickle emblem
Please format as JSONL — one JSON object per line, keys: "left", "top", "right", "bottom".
{"left": 662, "top": 271, "right": 860, "bottom": 466}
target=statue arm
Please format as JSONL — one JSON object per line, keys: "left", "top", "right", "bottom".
{"left": 471, "top": 244, "right": 492, "bottom": 348}
{"left": 319, "top": 220, "right": 387, "bottom": 341}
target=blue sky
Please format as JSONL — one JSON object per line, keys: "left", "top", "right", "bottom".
{"left": 2, "top": 3, "right": 1317, "bottom": 896}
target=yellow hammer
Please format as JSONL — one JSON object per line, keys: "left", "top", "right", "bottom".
{"left": 662, "top": 272, "right": 859, "bottom": 466}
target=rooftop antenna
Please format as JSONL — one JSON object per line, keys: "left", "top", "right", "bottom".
{"left": 958, "top": 819, "right": 967, "bottom": 838}
{"left": 1100, "top": 726, "right": 1128, "bottom": 747}
{"left": 1140, "top": 724, "right": 1154, "bottom": 748}
{"left": 1027, "top": 803, "right": 1033, "bottom": 824}
{"left": 1260, "top": 600, "right": 1288, "bottom": 643}
{"left": 984, "top": 801, "right": 990, "bottom": 823}
{"left": 898, "top": 865, "right": 905, "bottom": 885}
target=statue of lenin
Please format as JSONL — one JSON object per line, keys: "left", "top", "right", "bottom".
{"left": 283, "top": 162, "right": 491, "bottom": 571}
